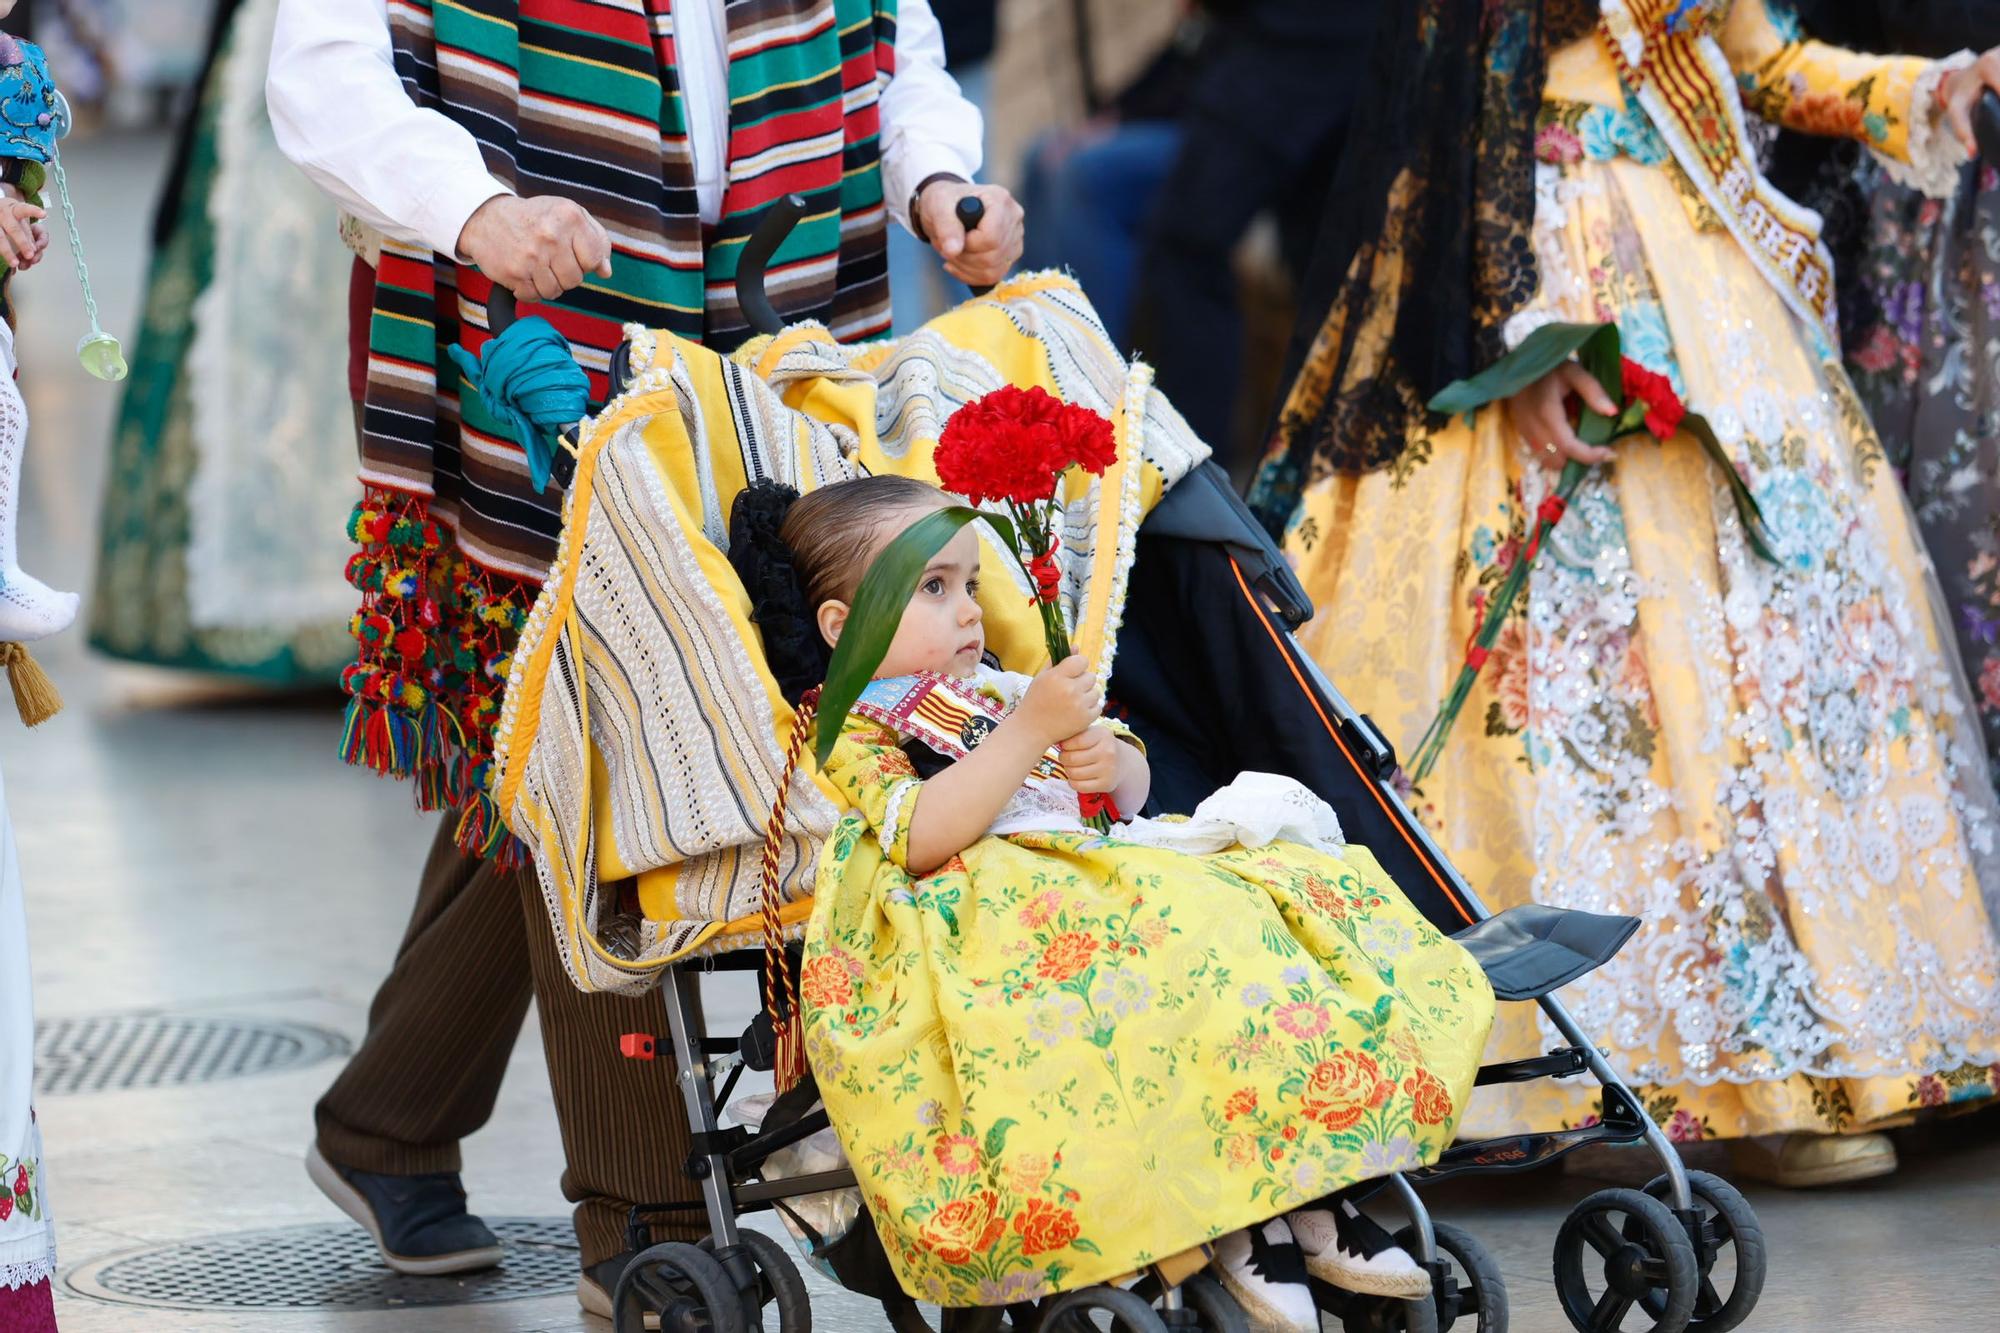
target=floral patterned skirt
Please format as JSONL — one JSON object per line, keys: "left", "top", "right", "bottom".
{"left": 802, "top": 824, "right": 1495, "bottom": 1305}
{"left": 1278, "top": 151, "right": 2000, "bottom": 1143}
{"left": 1845, "top": 161, "right": 2000, "bottom": 841}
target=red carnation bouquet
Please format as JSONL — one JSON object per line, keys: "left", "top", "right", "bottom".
{"left": 1407, "top": 321, "right": 1775, "bottom": 783}
{"left": 813, "top": 385, "right": 1122, "bottom": 828}
{"left": 934, "top": 385, "right": 1116, "bottom": 674}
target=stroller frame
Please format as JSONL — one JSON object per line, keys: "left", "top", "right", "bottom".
{"left": 625, "top": 952, "right": 1208, "bottom": 1331}
{"left": 567, "top": 199, "right": 1764, "bottom": 1333}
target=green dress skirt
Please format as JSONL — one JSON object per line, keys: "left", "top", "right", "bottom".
{"left": 89, "top": 0, "right": 355, "bottom": 681}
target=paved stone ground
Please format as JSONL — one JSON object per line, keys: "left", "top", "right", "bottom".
{"left": 16, "top": 129, "right": 1999, "bottom": 1333}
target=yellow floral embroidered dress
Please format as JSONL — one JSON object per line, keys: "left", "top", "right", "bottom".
{"left": 801, "top": 703, "right": 1495, "bottom": 1305}
{"left": 1273, "top": 0, "right": 2000, "bottom": 1142}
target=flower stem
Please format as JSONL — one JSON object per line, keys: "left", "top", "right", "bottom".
{"left": 1409, "top": 461, "right": 1586, "bottom": 785}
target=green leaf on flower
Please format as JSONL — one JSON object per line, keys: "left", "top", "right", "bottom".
{"left": 815, "top": 505, "right": 1017, "bottom": 768}
{"left": 1681, "top": 411, "right": 1779, "bottom": 563}
{"left": 1426, "top": 322, "right": 1610, "bottom": 416}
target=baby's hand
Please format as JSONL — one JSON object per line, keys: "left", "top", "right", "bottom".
{"left": 1017, "top": 654, "right": 1100, "bottom": 746}
{"left": 1058, "top": 724, "right": 1121, "bottom": 794}
{"left": 0, "top": 197, "right": 47, "bottom": 272}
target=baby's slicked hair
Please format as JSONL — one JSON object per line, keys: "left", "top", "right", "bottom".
{"left": 780, "top": 474, "right": 950, "bottom": 612}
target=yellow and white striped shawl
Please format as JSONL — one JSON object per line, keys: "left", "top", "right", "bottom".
{"left": 492, "top": 274, "right": 1209, "bottom": 994}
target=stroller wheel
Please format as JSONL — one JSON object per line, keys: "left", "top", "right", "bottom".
{"left": 1394, "top": 1222, "right": 1507, "bottom": 1333}
{"left": 1129, "top": 1271, "right": 1249, "bottom": 1333}
{"left": 1640, "top": 1171, "right": 1766, "bottom": 1333}
{"left": 1040, "top": 1284, "right": 1171, "bottom": 1332}
{"left": 1552, "top": 1188, "right": 1698, "bottom": 1333}
{"left": 615, "top": 1240, "right": 749, "bottom": 1333}
{"left": 709, "top": 1229, "right": 812, "bottom": 1333}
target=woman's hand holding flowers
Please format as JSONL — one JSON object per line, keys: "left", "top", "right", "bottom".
{"left": 1504, "top": 361, "right": 1619, "bottom": 472}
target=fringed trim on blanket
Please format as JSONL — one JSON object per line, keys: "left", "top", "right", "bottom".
{"left": 339, "top": 483, "right": 531, "bottom": 867}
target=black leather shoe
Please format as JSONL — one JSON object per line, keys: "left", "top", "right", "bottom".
{"left": 578, "top": 1251, "right": 661, "bottom": 1329}
{"left": 307, "top": 1143, "right": 504, "bottom": 1275}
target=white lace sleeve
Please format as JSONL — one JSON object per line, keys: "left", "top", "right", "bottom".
{"left": 878, "top": 778, "right": 921, "bottom": 860}
{"left": 1877, "top": 51, "right": 1976, "bottom": 200}
{"left": 1500, "top": 161, "right": 1578, "bottom": 351}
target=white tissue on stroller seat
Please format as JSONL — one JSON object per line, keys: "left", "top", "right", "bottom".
{"left": 730, "top": 1090, "right": 862, "bottom": 1272}
{"left": 1115, "top": 772, "right": 1345, "bottom": 854}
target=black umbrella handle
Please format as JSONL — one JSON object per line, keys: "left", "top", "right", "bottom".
{"left": 487, "top": 284, "right": 518, "bottom": 335}
{"left": 956, "top": 195, "right": 993, "bottom": 298}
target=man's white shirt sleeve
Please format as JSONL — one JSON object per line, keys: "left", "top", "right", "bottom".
{"left": 267, "top": 0, "right": 510, "bottom": 257}
{"left": 879, "top": 0, "right": 984, "bottom": 233}
{"left": 267, "top": 0, "right": 984, "bottom": 252}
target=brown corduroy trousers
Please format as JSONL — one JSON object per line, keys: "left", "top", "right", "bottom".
{"left": 314, "top": 819, "right": 707, "bottom": 1266}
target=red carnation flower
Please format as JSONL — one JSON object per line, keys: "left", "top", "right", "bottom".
{"left": 935, "top": 386, "right": 1117, "bottom": 507}
{"left": 1620, "top": 357, "right": 1686, "bottom": 439}
{"left": 1051, "top": 400, "right": 1116, "bottom": 475}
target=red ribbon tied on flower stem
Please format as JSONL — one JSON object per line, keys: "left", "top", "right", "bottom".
{"left": 1521, "top": 494, "right": 1569, "bottom": 565}
{"left": 1028, "top": 535, "right": 1062, "bottom": 605}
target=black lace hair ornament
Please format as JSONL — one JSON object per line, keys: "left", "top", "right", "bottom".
{"left": 727, "top": 480, "right": 832, "bottom": 705}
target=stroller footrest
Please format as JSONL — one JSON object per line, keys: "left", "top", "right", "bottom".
{"left": 735, "top": 1168, "right": 857, "bottom": 1205}
{"left": 1474, "top": 1047, "right": 1591, "bottom": 1085}
{"left": 1451, "top": 903, "right": 1642, "bottom": 1000}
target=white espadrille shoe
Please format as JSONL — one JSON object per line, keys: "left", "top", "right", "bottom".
{"left": 1288, "top": 1200, "right": 1431, "bottom": 1299}
{"left": 1212, "top": 1219, "right": 1318, "bottom": 1333}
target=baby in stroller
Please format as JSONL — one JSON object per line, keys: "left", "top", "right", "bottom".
{"left": 730, "top": 473, "right": 1499, "bottom": 1330}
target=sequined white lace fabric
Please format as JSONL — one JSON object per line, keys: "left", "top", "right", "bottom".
{"left": 1491, "top": 156, "right": 2000, "bottom": 1090}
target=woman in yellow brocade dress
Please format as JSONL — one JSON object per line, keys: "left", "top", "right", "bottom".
{"left": 1249, "top": 0, "right": 2000, "bottom": 1185}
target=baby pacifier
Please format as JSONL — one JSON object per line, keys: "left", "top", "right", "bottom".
{"left": 0, "top": 44, "right": 124, "bottom": 381}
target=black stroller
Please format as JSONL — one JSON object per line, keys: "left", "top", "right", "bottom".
{"left": 528, "top": 198, "right": 1766, "bottom": 1333}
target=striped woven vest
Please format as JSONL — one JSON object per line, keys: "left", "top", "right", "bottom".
{"left": 343, "top": 0, "right": 898, "bottom": 861}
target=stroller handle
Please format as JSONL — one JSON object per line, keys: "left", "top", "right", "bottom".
{"left": 734, "top": 189, "right": 996, "bottom": 338}
{"left": 955, "top": 195, "right": 994, "bottom": 298}
{"left": 738, "top": 193, "right": 812, "bottom": 337}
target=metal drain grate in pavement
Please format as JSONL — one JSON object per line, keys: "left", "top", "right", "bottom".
{"left": 34, "top": 1013, "right": 351, "bottom": 1094}
{"left": 65, "top": 1217, "right": 578, "bottom": 1310}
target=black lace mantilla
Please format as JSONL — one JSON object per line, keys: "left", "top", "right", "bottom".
{"left": 1249, "top": 0, "right": 1597, "bottom": 530}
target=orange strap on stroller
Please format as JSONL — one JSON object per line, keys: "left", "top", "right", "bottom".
{"left": 761, "top": 686, "right": 820, "bottom": 1092}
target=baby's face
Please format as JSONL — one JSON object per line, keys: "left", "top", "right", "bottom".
{"left": 875, "top": 523, "right": 984, "bottom": 679}
{"left": 0, "top": 5, "right": 16, "bottom": 23}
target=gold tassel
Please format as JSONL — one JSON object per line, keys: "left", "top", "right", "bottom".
{"left": 0, "top": 642, "right": 61, "bottom": 727}
{"left": 762, "top": 688, "right": 819, "bottom": 1093}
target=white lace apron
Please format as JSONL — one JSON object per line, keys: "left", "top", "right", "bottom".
{"left": 0, "top": 762, "right": 53, "bottom": 1290}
